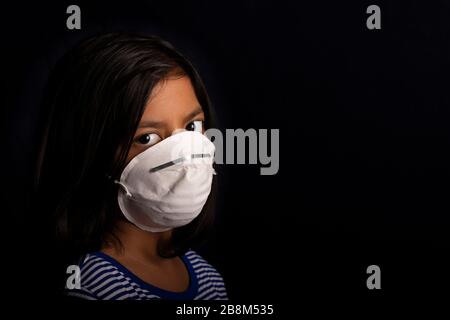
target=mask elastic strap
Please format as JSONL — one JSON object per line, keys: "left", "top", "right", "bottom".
{"left": 114, "top": 180, "right": 132, "bottom": 197}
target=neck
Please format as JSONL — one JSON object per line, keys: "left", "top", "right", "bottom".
{"left": 103, "top": 219, "right": 173, "bottom": 262}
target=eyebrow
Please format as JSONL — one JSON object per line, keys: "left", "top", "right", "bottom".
{"left": 138, "top": 120, "right": 165, "bottom": 129}
{"left": 138, "top": 106, "right": 204, "bottom": 129}
{"left": 183, "top": 106, "right": 204, "bottom": 123}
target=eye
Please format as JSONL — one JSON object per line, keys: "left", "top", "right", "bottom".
{"left": 135, "top": 133, "right": 161, "bottom": 146}
{"left": 186, "top": 120, "right": 203, "bottom": 132}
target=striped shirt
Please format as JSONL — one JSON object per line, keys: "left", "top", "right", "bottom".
{"left": 66, "top": 250, "right": 228, "bottom": 300}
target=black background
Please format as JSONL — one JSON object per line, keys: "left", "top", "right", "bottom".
{"left": 2, "top": 0, "right": 450, "bottom": 309}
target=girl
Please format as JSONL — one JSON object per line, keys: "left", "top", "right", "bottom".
{"left": 35, "top": 32, "right": 227, "bottom": 300}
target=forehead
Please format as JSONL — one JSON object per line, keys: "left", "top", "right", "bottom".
{"left": 141, "top": 76, "right": 201, "bottom": 121}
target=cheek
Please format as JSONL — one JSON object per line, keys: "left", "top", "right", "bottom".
{"left": 126, "top": 144, "right": 154, "bottom": 164}
{"left": 126, "top": 146, "right": 141, "bottom": 164}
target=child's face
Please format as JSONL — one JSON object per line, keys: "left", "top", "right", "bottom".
{"left": 126, "top": 76, "right": 205, "bottom": 163}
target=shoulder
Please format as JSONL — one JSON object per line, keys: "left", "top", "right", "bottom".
{"left": 184, "top": 250, "right": 228, "bottom": 300}
{"left": 65, "top": 252, "right": 160, "bottom": 300}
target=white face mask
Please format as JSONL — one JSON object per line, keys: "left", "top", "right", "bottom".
{"left": 115, "top": 130, "right": 216, "bottom": 232}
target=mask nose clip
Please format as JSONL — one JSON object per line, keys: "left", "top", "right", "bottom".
{"left": 114, "top": 180, "right": 132, "bottom": 197}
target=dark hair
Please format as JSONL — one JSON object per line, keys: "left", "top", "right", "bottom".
{"left": 34, "top": 32, "right": 217, "bottom": 267}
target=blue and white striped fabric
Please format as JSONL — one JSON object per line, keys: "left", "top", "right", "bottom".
{"left": 66, "top": 250, "right": 228, "bottom": 300}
